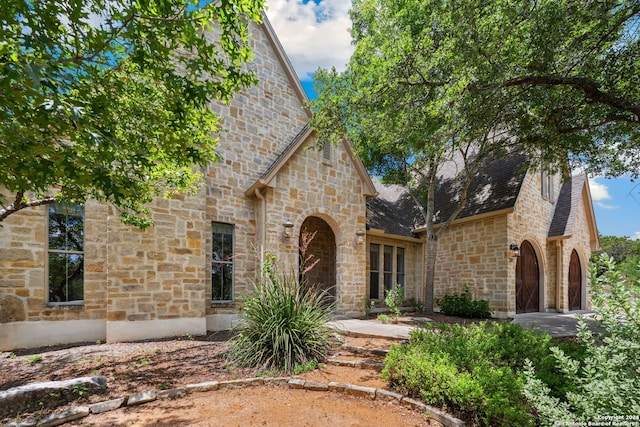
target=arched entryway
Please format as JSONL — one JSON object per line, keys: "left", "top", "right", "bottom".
{"left": 568, "top": 249, "right": 582, "bottom": 311}
{"left": 299, "top": 216, "right": 336, "bottom": 300}
{"left": 516, "top": 240, "right": 540, "bottom": 313}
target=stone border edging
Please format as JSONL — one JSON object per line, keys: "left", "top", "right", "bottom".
{"left": 6, "top": 377, "right": 466, "bottom": 427}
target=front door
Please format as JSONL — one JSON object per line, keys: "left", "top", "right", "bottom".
{"left": 568, "top": 250, "right": 582, "bottom": 311}
{"left": 299, "top": 216, "right": 336, "bottom": 300}
{"left": 516, "top": 240, "right": 539, "bottom": 313}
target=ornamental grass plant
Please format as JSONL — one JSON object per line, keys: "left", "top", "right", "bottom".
{"left": 228, "top": 253, "right": 335, "bottom": 373}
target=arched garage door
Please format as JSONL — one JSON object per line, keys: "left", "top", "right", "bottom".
{"left": 516, "top": 240, "right": 539, "bottom": 313}
{"left": 568, "top": 250, "right": 582, "bottom": 311}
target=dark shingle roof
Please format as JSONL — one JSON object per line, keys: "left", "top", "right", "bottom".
{"left": 431, "top": 155, "right": 529, "bottom": 224}
{"left": 367, "top": 178, "right": 423, "bottom": 237}
{"left": 366, "top": 155, "right": 529, "bottom": 236}
{"left": 548, "top": 174, "right": 587, "bottom": 238}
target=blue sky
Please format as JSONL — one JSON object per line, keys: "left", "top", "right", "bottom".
{"left": 265, "top": 0, "right": 639, "bottom": 240}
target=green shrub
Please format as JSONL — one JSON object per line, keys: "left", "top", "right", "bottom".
{"left": 382, "top": 322, "right": 564, "bottom": 426}
{"left": 377, "top": 313, "right": 390, "bottom": 324}
{"left": 228, "top": 255, "right": 335, "bottom": 373}
{"left": 524, "top": 254, "right": 640, "bottom": 425}
{"left": 407, "top": 297, "right": 423, "bottom": 312}
{"left": 384, "top": 283, "right": 403, "bottom": 320}
{"left": 437, "top": 285, "right": 491, "bottom": 318}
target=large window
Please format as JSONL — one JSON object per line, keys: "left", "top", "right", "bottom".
{"left": 212, "top": 222, "right": 234, "bottom": 301}
{"left": 48, "top": 203, "right": 84, "bottom": 303}
{"left": 369, "top": 243, "right": 405, "bottom": 300}
{"left": 369, "top": 244, "right": 380, "bottom": 299}
{"left": 396, "top": 247, "right": 405, "bottom": 288}
{"left": 383, "top": 245, "right": 393, "bottom": 292}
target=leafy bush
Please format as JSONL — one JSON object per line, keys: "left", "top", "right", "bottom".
{"left": 382, "top": 322, "right": 566, "bottom": 426}
{"left": 384, "top": 283, "right": 404, "bottom": 320}
{"left": 407, "top": 297, "right": 423, "bottom": 312}
{"left": 377, "top": 313, "right": 390, "bottom": 324}
{"left": 524, "top": 254, "right": 640, "bottom": 425}
{"left": 228, "top": 255, "right": 335, "bottom": 373}
{"left": 437, "top": 285, "right": 491, "bottom": 318}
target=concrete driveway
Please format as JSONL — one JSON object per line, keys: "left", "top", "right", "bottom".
{"left": 511, "top": 310, "right": 601, "bottom": 337}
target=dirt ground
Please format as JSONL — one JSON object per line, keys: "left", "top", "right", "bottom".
{"left": 0, "top": 314, "right": 488, "bottom": 426}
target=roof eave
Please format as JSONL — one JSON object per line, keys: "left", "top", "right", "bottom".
{"left": 367, "top": 228, "right": 425, "bottom": 243}
{"left": 412, "top": 207, "right": 515, "bottom": 234}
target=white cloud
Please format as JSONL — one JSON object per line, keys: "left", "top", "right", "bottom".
{"left": 596, "top": 202, "right": 616, "bottom": 210}
{"left": 589, "top": 176, "right": 612, "bottom": 201}
{"left": 265, "top": 0, "right": 354, "bottom": 80}
{"left": 633, "top": 231, "right": 640, "bottom": 241}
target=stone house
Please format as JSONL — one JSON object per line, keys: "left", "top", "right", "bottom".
{"left": 0, "top": 15, "right": 599, "bottom": 351}
{"left": 0, "top": 17, "right": 376, "bottom": 351}
{"left": 367, "top": 155, "right": 600, "bottom": 318}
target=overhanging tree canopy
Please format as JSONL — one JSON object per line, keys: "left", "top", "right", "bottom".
{"left": 310, "top": 0, "right": 640, "bottom": 311}
{"left": 0, "top": 0, "right": 265, "bottom": 228}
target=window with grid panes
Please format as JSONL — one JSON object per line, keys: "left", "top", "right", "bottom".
{"left": 212, "top": 223, "right": 234, "bottom": 301}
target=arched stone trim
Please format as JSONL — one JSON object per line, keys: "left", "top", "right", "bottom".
{"left": 570, "top": 247, "right": 589, "bottom": 310}
{"left": 517, "top": 237, "right": 546, "bottom": 312}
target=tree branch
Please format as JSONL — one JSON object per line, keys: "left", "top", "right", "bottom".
{"left": 0, "top": 191, "right": 56, "bottom": 225}
{"left": 497, "top": 75, "right": 640, "bottom": 118}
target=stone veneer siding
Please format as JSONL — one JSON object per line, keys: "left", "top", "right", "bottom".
{"left": 203, "top": 21, "right": 310, "bottom": 325}
{"left": 431, "top": 214, "right": 511, "bottom": 314}
{"left": 261, "top": 135, "right": 369, "bottom": 317}
{"left": 421, "top": 169, "right": 593, "bottom": 317}
{"left": 0, "top": 21, "right": 371, "bottom": 349}
{"left": 0, "top": 199, "right": 107, "bottom": 324}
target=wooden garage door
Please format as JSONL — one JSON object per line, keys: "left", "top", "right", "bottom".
{"left": 516, "top": 241, "right": 539, "bottom": 313}
{"left": 568, "top": 250, "right": 582, "bottom": 311}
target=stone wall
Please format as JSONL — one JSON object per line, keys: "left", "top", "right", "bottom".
{"left": 507, "top": 170, "right": 564, "bottom": 314}
{"left": 0, "top": 198, "right": 108, "bottom": 325}
{"left": 1, "top": 19, "right": 367, "bottom": 347}
{"left": 104, "top": 193, "right": 208, "bottom": 326}
{"left": 557, "top": 185, "right": 594, "bottom": 311}
{"left": 432, "top": 214, "right": 511, "bottom": 314}
{"left": 262, "top": 135, "right": 369, "bottom": 316}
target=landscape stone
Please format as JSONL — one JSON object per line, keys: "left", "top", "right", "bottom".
{"left": 303, "top": 381, "right": 329, "bottom": 391}
{"left": 127, "top": 390, "right": 156, "bottom": 406}
{"left": 288, "top": 378, "right": 306, "bottom": 389}
{"left": 6, "top": 406, "right": 89, "bottom": 427}
{"left": 89, "top": 397, "right": 125, "bottom": 414}
{"left": 218, "top": 378, "right": 264, "bottom": 389}
{"left": 185, "top": 381, "right": 219, "bottom": 393}
{"left": 0, "top": 376, "right": 106, "bottom": 418}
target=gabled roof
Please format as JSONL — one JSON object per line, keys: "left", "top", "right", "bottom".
{"left": 260, "top": 13, "right": 311, "bottom": 118}
{"left": 243, "top": 15, "right": 376, "bottom": 199}
{"left": 548, "top": 174, "right": 600, "bottom": 250}
{"left": 244, "top": 124, "right": 377, "bottom": 198}
{"left": 367, "top": 155, "right": 529, "bottom": 237}
{"left": 367, "top": 177, "right": 423, "bottom": 237}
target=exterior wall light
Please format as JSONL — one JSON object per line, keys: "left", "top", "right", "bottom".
{"left": 509, "top": 243, "right": 520, "bottom": 259}
{"left": 282, "top": 221, "right": 294, "bottom": 240}
{"left": 356, "top": 229, "right": 365, "bottom": 246}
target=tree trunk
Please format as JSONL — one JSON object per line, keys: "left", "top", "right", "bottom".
{"left": 423, "top": 231, "right": 438, "bottom": 314}
{"left": 421, "top": 161, "right": 438, "bottom": 314}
